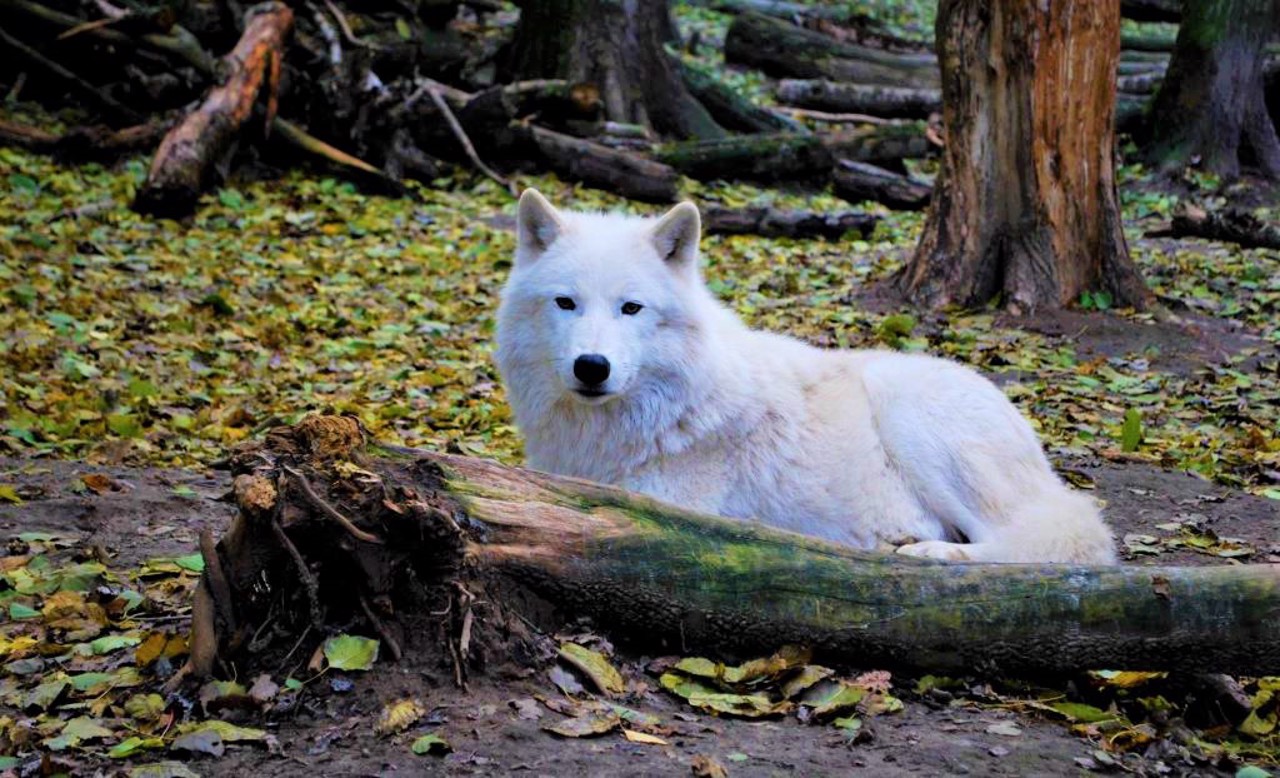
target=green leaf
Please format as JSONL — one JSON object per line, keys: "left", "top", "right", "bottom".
{"left": 1047, "top": 701, "right": 1117, "bottom": 723}
{"left": 8, "top": 602, "right": 39, "bottom": 619}
{"left": 395, "top": 17, "right": 413, "bottom": 40}
{"left": 8, "top": 173, "right": 38, "bottom": 194}
{"left": 173, "top": 553, "right": 205, "bottom": 573}
{"left": 0, "top": 485, "right": 22, "bottom": 504}
{"left": 171, "top": 485, "right": 198, "bottom": 499}
{"left": 91, "top": 634, "right": 142, "bottom": 655}
{"left": 323, "top": 634, "right": 379, "bottom": 671}
{"left": 411, "top": 733, "right": 452, "bottom": 755}
{"left": 44, "top": 716, "right": 113, "bottom": 750}
{"left": 1120, "top": 408, "right": 1142, "bottom": 452}
{"left": 109, "top": 736, "right": 165, "bottom": 758}
{"left": 107, "top": 413, "right": 142, "bottom": 438}
{"left": 284, "top": 677, "right": 303, "bottom": 691}
{"left": 218, "top": 188, "right": 245, "bottom": 209}
{"left": 1236, "top": 767, "right": 1272, "bottom": 778}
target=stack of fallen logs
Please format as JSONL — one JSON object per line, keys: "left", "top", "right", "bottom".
{"left": 2, "top": 0, "right": 1274, "bottom": 247}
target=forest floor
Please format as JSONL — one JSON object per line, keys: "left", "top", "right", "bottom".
{"left": 2, "top": 128, "right": 1279, "bottom": 775}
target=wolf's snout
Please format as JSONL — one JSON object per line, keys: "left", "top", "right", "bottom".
{"left": 573, "top": 354, "right": 611, "bottom": 385}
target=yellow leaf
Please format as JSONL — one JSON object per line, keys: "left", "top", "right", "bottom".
{"left": 375, "top": 698, "right": 425, "bottom": 736}
{"left": 622, "top": 729, "right": 668, "bottom": 746}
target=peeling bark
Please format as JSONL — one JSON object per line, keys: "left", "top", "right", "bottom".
{"left": 133, "top": 2, "right": 294, "bottom": 218}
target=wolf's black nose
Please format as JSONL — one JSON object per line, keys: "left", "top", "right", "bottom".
{"left": 574, "top": 354, "right": 611, "bottom": 385}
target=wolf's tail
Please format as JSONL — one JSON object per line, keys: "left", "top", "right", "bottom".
{"left": 982, "top": 486, "right": 1118, "bottom": 564}
{"left": 898, "top": 485, "right": 1117, "bottom": 565}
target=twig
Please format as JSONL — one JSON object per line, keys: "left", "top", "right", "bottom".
{"left": 271, "top": 517, "right": 325, "bottom": 630}
{"left": 275, "top": 624, "right": 313, "bottom": 676}
{"left": 425, "top": 79, "right": 516, "bottom": 196}
{"left": 273, "top": 117, "right": 406, "bottom": 196}
{"left": 199, "top": 529, "right": 238, "bottom": 634}
{"left": 323, "top": 0, "right": 373, "bottom": 49}
{"left": 774, "top": 106, "right": 891, "bottom": 126}
{"left": 0, "top": 22, "right": 142, "bottom": 124}
{"left": 57, "top": 16, "right": 121, "bottom": 41}
{"left": 359, "top": 596, "right": 403, "bottom": 661}
{"left": 281, "top": 463, "right": 385, "bottom": 544}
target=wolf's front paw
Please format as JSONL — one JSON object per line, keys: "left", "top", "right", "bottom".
{"left": 895, "top": 540, "right": 972, "bottom": 562}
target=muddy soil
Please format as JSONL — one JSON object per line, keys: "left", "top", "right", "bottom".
{"left": 1, "top": 303, "right": 1276, "bottom": 777}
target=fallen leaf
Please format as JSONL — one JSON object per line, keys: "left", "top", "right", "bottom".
{"left": 558, "top": 642, "right": 624, "bottom": 695}
{"left": 375, "top": 698, "right": 425, "bottom": 736}
{"left": 410, "top": 733, "right": 452, "bottom": 755}
{"left": 543, "top": 713, "right": 621, "bottom": 738}
{"left": 622, "top": 729, "right": 668, "bottom": 745}
{"left": 323, "top": 634, "right": 379, "bottom": 671}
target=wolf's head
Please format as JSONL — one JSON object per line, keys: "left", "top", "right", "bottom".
{"left": 495, "top": 189, "right": 712, "bottom": 409}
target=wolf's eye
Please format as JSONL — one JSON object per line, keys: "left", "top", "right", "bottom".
{"left": 621, "top": 302, "right": 643, "bottom": 316}
{"left": 555, "top": 297, "right": 576, "bottom": 310}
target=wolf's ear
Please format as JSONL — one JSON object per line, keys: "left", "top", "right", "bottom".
{"left": 516, "top": 189, "right": 564, "bottom": 265}
{"left": 651, "top": 202, "right": 701, "bottom": 272}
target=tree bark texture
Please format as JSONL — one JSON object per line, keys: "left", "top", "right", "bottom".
{"left": 506, "top": 0, "right": 725, "bottom": 139}
{"left": 1144, "top": 0, "right": 1280, "bottom": 179}
{"left": 189, "top": 416, "right": 1280, "bottom": 685}
{"left": 899, "top": 0, "right": 1150, "bottom": 312}
{"left": 132, "top": 2, "right": 294, "bottom": 218}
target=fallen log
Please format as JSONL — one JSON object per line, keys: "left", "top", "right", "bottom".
{"left": 702, "top": 204, "right": 878, "bottom": 239}
{"left": 1165, "top": 204, "right": 1280, "bottom": 250}
{"left": 653, "top": 133, "right": 833, "bottom": 182}
{"left": 724, "top": 11, "right": 939, "bottom": 88}
{"left": 832, "top": 159, "right": 931, "bottom": 210}
{"left": 0, "top": 118, "right": 171, "bottom": 160}
{"left": 133, "top": 2, "right": 294, "bottom": 218}
{"left": 822, "top": 124, "right": 935, "bottom": 164}
{"left": 679, "top": 58, "right": 806, "bottom": 135}
{"left": 527, "top": 126, "right": 679, "bottom": 202}
{"left": 184, "top": 415, "right": 1280, "bottom": 686}
{"left": 1117, "top": 71, "right": 1165, "bottom": 95}
{"left": 1121, "top": 0, "right": 1180, "bottom": 23}
{"left": 777, "top": 79, "right": 940, "bottom": 119}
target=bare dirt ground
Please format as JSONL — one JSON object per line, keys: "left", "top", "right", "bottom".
{"left": 1, "top": 307, "right": 1276, "bottom": 777}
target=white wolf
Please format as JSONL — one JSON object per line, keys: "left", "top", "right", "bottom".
{"left": 494, "top": 190, "right": 1117, "bottom": 564}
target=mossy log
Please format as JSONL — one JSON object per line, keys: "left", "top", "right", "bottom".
{"left": 183, "top": 415, "right": 1280, "bottom": 686}
{"left": 133, "top": 2, "right": 294, "bottom": 218}
{"left": 777, "top": 80, "right": 941, "bottom": 119}
{"left": 526, "top": 125, "right": 680, "bottom": 202}
{"left": 832, "top": 159, "right": 931, "bottom": 210}
{"left": 653, "top": 133, "right": 834, "bottom": 182}
{"left": 724, "top": 11, "right": 939, "bottom": 88}
{"left": 702, "top": 204, "right": 878, "bottom": 239}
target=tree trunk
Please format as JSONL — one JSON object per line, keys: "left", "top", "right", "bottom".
{"left": 1144, "top": 0, "right": 1280, "bottom": 179}
{"left": 899, "top": 0, "right": 1150, "bottom": 313}
{"left": 506, "top": 0, "right": 725, "bottom": 140}
{"left": 187, "top": 415, "right": 1280, "bottom": 686}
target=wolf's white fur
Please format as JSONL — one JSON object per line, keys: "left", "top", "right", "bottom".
{"left": 494, "top": 190, "right": 1117, "bottom": 564}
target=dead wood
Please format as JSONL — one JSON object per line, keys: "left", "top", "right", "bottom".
{"left": 133, "top": 2, "right": 295, "bottom": 217}
{"left": 1164, "top": 204, "right": 1280, "bottom": 251}
{"left": 527, "top": 126, "right": 680, "bottom": 203}
{"left": 702, "top": 205, "right": 878, "bottom": 239}
{"left": 832, "top": 159, "right": 931, "bottom": 210}
{"left": 724, "top": 11, "right": 939, "bottom": 88}
{"left": 180, "top": 415, "right": 1280, "bottom": 688}
{"left": 777, "top": 79, "right": 941, "bottom": 119}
